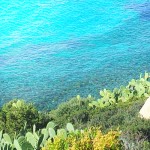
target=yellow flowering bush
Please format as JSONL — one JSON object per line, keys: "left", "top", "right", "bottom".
{"left": 93, "top": 130, "right": 122, "bottom": 150}
{"left": 42, "top": 128, "right": 123, "bottom": 150}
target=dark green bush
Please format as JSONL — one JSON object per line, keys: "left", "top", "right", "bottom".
{"left": 49, "top": 95, "right": 95, "bottom": 128}
{"left": 49, "top": 96, "right": 145, "bottom": 129}
{"left": 0, "top": 99, "right": 50, "bottom": 136}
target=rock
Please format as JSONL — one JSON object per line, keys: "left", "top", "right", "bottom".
{"left": 139, "top": 97, "right": 150, "bottom": 119}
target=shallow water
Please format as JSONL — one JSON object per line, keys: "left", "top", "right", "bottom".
{"left": 0, "top": 0, "right": 150, "bottom": 110}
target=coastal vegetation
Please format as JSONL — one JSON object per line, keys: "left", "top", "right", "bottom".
{"left": 0, "top": 73, "right": 150, "bottom": 149}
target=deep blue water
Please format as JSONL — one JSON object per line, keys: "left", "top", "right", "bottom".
{"left": 0, "top": 0, "right": 150, "bottom": 110}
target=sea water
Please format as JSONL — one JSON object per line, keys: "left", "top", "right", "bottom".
{"left": 0, "top": 0, "right": 150, "bottom": 110}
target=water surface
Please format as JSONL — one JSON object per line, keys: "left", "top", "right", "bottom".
{"left": 0, "top": 0, "right": 150, "bottom": 110}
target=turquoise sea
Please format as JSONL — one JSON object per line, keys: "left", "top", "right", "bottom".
{"left": 0, "top": 0, "right": 150, "bottom": 110}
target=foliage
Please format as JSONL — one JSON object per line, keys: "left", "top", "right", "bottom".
{"left": 49, "top": 94, "right": 146, "bottom": 129}
{"left": 49, "top": 95, "right": 95, "bottom": 128}
{"left": 0, "top": 100, "right": 50, "bottom": 136}
{"left": 42, "top": 128, "right": 123, "bottom": 150}
{"left": 49, "top": 95, "right": 150, "bottom": 148}
{"left": 0, "top": 121, "right": 59, "bottom": 150}
{"left": 0, "top": 121, "right": 123, "bottom": 150}
{"left": 89, "top": 72, "right": 150, "bottom": 108}
{"left": 121, "top": 132, "right": 150, "bottom": 150}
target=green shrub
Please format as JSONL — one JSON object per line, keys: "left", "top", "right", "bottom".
{"left": 49, "top": 95, "right": 95, "bottom": 128}
{"left": 0, "top": 99, "right": 50, "bottom": 136}
{"left": 49, "top": 95, "right": 145, "bottom": 130}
